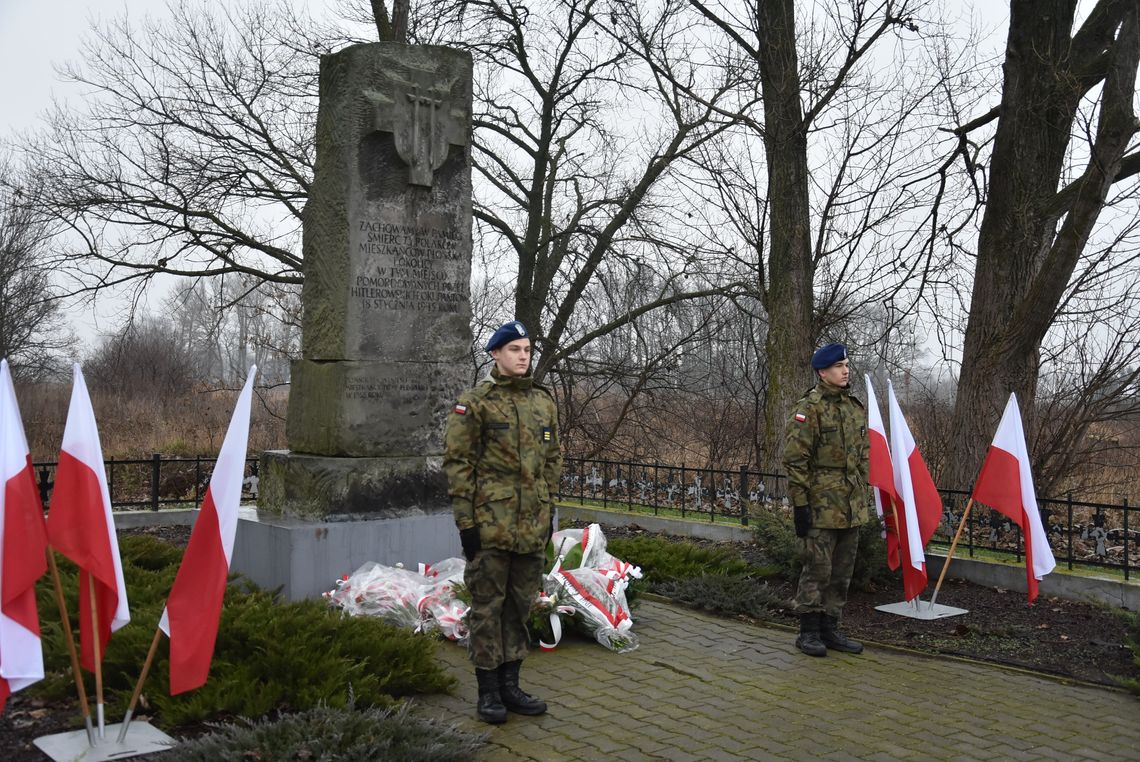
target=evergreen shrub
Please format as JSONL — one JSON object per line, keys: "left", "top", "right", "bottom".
{"left": 163, "top": 702, "right": 486, "bottom": 762}
{"left": 654, "top": 575, "right": 786, "bottom": 619}
{"left": 606, "top": 535, "right": 754, "bottom": 585}
{"left": 36, "top": 535, "right": 454, "bottom": 727}
{"left": 751, "top": 505, "right": 895, "bottom": 589}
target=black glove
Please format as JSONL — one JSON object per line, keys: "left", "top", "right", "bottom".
{"left": 459, "top": 527, "right": 481, "bottom": 562}
{"left": 548, "top": 513, "right": 557, "bottom": 542}
{"left": 793, "top": 506, "right": 812, "bottom": 538}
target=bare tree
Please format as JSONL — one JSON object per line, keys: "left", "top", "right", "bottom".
{"left": 423, "top": 0, "right": 747, "bottom": 382}
{"left": 84, "top": 318, "right": 199, "bottom": 399}
{"left": 22, "top": 0, "right": 750, "bottom": 394}
{"left": 165, "top": 275, "right": 300, "bottom": 385}
{"left": 0, "top": 156, "right": 74, "bottom": 378}
{"left": 653, "top": 0, "right": 949, "bottom": 468}
{"left": 19, "top": 0, "right": 317, "bottom": 300}
{"left": 944, "top": 0, "right": 1140, "bottom": 487}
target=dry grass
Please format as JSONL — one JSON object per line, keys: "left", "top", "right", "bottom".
{"left": 16, "top": 380, "right": 287, "bottom": 461}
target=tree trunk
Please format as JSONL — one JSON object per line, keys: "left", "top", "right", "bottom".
{"left": 757, "top": 0, "right": 815, "bottom": 471}
{"left": 947, "top": 0, "right": 1139, "bottom": 488}
{"left": 370, "top": 0, "right": 392, "bottom": 41}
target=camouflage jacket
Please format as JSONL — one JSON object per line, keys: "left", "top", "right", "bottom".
{"left": 783, "top": 380, "right": 871, "bottom": 529}
{"left": 443, "top": 367, "right": 562, "bottom": 554}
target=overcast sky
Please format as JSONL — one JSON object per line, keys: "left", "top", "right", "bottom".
{"left": 0, "top": 1, "right": 146, "bottom": 136}
{"left": 0, "top": 0, "right": 1011, "bottom": 348}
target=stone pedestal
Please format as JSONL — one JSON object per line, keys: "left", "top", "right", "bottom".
{"left": 231, "top": 510, "right": 463, "bottom": 601}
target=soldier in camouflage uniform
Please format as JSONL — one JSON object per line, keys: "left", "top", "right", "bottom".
{"left": 783, "top": 343, "right": 870, "bottom": 657}
{"left": 443, "top": 320, "right": 562, "bottom": 723}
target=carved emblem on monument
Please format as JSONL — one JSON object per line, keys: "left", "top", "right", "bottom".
{"left": 365, "top": 74, "right": 468, "bottom": 187}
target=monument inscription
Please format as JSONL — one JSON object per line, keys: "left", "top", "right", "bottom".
{"left": 350, "top": 217, "right": 468, "bottom": 315}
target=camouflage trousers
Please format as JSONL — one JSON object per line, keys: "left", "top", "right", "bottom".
{"left": 464, "top": 547, "right": 544, "bottom": 670}
{"left": 793, "top": 526, "right": 860, "bottom": 617}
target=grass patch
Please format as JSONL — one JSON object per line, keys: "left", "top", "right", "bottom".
{"left": 1121, "top": 610, "right": 1140, "bottom": 696}
{"left": 37, "top": 535, "right": 454, "bottom": 727}
{"left": 164, "top": 701, "right": 487, "bottom": 761}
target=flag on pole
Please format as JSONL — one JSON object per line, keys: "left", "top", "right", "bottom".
{"left": 864, "top": 375, "right": 901, "bottom": 571}
{"left": 886, "top": 381, "right": 942, "bottom": 601}
{"left": 161, "top": 367, "right": 256, "bottom": 695}
{"left": 46, "top": 364, "right": 130, "bottom": 670}
{"left": 971, "top": 393, "right": 1056, "bottom": 603}
{"left": 0, "top": 360, "right": 48, "bottom": 713}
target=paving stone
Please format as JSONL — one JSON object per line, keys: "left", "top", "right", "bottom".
{"left": 415, "top": 600, "right": 1140, "bottom": 760}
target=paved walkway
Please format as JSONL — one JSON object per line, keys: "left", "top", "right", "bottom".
{"left": 416, "top": 600, "right": 1140, "bottom": 761}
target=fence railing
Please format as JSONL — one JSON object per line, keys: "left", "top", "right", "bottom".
{"left": 33, "top": 455, "right": 261, "bottom": 513}
{"left": 562, "top": 457, "right": 1137, "bottom": 581}
{"left": 39, "top": 453, "right": 1132, "bottom": 581}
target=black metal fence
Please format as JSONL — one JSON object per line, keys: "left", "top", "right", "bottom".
{"left": 33, "top": 455, "right": 261, "bottom": 512}
{"left": 38, "top": 453, "right": 1133, "bottom": 580}
{"left": 562, "top": 457, "right": 1137, "bottom": 580}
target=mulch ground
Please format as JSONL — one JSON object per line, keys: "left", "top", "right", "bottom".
{"left": 597, "top": 521, "right": 1139, "bottom": 688}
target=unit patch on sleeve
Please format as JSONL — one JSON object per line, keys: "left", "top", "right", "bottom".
{"left": 453, "top": 404, "right": 467, "bottom": 415}
{"left": 794, "top": 413, "right": 807, "bottom": 423}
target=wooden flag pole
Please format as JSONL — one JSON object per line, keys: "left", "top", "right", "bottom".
{"left": 929, "top": 498, "right": 975, "bottom": 609}
{"left": 46, "top": 549, "right": 94, "bottom": 747}
{"left": 87, "top": 574, "right": 105, "bottom": 739}
{"left": 116, "top": 626, "right": 164, "bottom": 743}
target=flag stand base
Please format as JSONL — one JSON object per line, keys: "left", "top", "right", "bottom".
{"left": 874, "top": 599, "right": 969, "bottom": 619}
{"left": 34, "top": 721, "right": 175, "bottom": 761}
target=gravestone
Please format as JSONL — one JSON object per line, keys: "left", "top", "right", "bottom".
{"left": 233, "top": 42, "right": 473, "bottom": 599}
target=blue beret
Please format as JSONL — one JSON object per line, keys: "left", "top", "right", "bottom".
{"left": 811, "top": 343, "right": 847, "bottom": 370}
{"left": 485, "top": 321, "right": 530, "bottom": 352}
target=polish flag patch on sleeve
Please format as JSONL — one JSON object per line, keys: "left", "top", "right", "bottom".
{"left": 453, "top": 404, "right": 467, "bottom": 415}
{"left": 794, "top": 413, "right": 807, "bottom": 422}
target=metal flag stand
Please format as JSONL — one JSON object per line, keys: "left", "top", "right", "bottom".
{"left": 35, "top": 572, "right": 176, "bottom": 761}
{"left": 876, "top": 499, "right": 977, "bottom": 620}
{"left": 34, "top": 721, "right": 176, "bottom": 762}
{"left": 874, "top": 597, "right": 968, "bottom": 619}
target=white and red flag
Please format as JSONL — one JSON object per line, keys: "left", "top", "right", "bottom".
{"left": 863, "top": 375, "right": 900, "bottom": 571}
{"left": 971, "top": 393, "right": 1056, "bottom": 604}
{"left": 0, "top": 360, "right": 48, "bottom": 713}
{"left": 47, "top": 364, "right": 130, "bottom": 670}
{"left": 886, "top": 381, "right": 942, "bottom": 601}
{"left": 161, "top": 367, "right": 256, "bottom": 695}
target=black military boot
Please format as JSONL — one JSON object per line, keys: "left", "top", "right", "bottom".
{"left": 821, "top": 614, "right": 864, "bottom": 654}
{"left": 474, "top": 668, "right": 508, "bottom": 724}
{"left": 498, "top": 660, "right": 547, "bottom": 715}
{"left": 794, "top": 612, "right": 827, "bottom": 657}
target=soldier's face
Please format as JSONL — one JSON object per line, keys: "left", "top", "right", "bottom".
{"left": 818, "top": 359, "right": 850, "bottom": 387}
{"left": 492, "top": 339, "right": 532, "bottom": 377}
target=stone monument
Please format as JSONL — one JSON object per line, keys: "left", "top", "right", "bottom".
{"left": 231, "top": 42, "right": 474, "bottom": 599}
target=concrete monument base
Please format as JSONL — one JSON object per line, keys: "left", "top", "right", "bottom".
{"left": 258, "top": 449, "right": 449, "bottom": 519}
{"left": 231, "top": 507, "right": 462, "bottom": 601}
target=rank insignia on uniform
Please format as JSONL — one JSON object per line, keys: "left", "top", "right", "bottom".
{"left": 454, "top": 404, "right": 467, "bottom": 415}
{"left": 794, "top": 413, "right": 807, "bottom": 422}
{"left": 542, "top": 426, "right": 553, "bottom": 442}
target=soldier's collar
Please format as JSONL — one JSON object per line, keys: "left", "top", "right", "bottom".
{"left": 490, "top": 366, "right": 534, "bottom": 390}
{"left": 816, "top": 379, "right": 849, "bottom": 398}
